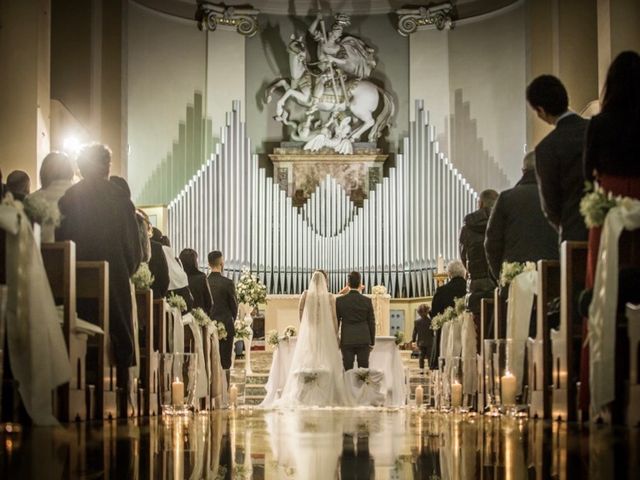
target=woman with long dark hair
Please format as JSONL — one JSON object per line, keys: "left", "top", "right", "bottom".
{"left": 179, "top": 248, "right": 213, "bottom": 315}
{"left": 581, "top": 50, "right": 640, "bottom": 419}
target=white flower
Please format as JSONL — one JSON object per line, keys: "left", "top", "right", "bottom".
{"left": 214, "top": 321, "right": 228, "bottom": 340}
{"left": 266, "top": 329, "right": 280, "bottom": 348}
{"left": 372, "top": 285, "right": 387, "bottom": 295}
{"left": 283, "top": 325, "right": 297, "bottom": 338}
{"left": 131, "top": 263, "right": 154, "bottom": 291}
{"left": 22, "top": 195, "right": 62, "bottom": 227}
{"left": 192, "top": 307, "right": 213, "bottom": 328}
{"left": 167, "top": 292, "right": 187, "bottom": 313}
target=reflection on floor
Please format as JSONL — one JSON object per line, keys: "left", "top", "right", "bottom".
{"left": 2, "top": 408, "right": 639, "bottom": 479}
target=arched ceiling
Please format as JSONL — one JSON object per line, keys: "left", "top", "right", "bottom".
{"left": 132, "top": 0, "right": 521, "bottom": 20}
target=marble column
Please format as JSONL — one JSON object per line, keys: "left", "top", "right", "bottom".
{"left": 0, "top": 0, "right": 51, "bottom": 185}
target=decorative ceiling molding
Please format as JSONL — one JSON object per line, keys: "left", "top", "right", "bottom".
{"left": 195, "top": 2, "right": 260, "bottom": 36}
{"left": 396, "top": 2, "right": 456, "bottom": 36}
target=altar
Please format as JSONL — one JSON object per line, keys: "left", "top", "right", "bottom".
{"left": 264, "top": 293, "right": 391, "bottom": 336}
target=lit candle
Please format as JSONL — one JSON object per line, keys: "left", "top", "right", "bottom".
{"left": 437, "top": 255, "right": 445, "bottom": 274}
{"left": 451, "top": 381, "right": 463, "bottom": 408}
{"left": 172, "top": 377, "right": 184, "bottom": 407}
{"left": 229, "top": 383, "right": 238, "bottom": 407}
{"left": 501, "top": 371, "right": 517, "bottom": 406}
{"left": 415, "top": 385, "right": 424, "bottom": 406}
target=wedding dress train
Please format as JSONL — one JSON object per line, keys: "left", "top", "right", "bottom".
{"left": 262, "top": 271, "right": 351, "bottom": 408}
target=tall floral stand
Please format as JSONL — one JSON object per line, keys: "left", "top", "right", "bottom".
{"left": 238, "top": 303, "right": 254, "bottom": 375}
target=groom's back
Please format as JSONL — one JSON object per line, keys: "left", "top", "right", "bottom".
{"left": 336, "top": 291, "right": 375, "bottom": 346}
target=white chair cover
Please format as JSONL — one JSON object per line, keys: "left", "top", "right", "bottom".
{"left": 183, "top": 313, "right": 208, "bottom": 399}
{"left": 345, "top": 368, "right": 385, "bottom": 406}
{"left": 0, "top": 199, "right": 70, "bottom": 425}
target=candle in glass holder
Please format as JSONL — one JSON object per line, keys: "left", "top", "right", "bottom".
{"left": 415, "top": 385, "right": 424, "bottom": 406}
{"left": 172, "top": 377, "right": 184, "bottom": 406}
{"left": 501, "top": 371, "right": 517, "bottom": 406}
{"left": 451, "top": 381, "right": 463, "bottom": 408}
{"left": 229, "top": 384, "right": 238, "bottom": 407}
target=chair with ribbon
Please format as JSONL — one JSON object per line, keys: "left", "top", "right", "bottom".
{"left": 478, "top": 297, "right": 494, "bottom": 412}
{"left": 345, "top": 368, "right": 385, "bottom": 406}
{"left": 182, "top": 313, "right": 209, "bottom": 409}
{"left": 529, "top": 259, "right": 560, "bottom": 420}
{"left": 135, "top": 289, "right": 158, "bottom": 416}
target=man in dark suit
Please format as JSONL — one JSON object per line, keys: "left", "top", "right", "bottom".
{"left": 411, "top": 304, "right": 434, "bottom": 370}
{"left": 485, "top": 152, "right": 559, "bottom": 281}
{"left": 336, "top": 271, "right": 376, "bottom": 371}
{"left": 207, "top": 251, "right": 237, "bottom": 371}
{"left": 58, "top": 144, "right": 142, "bottom": 389}
{"left": 526, "top": 75, "right": 589, "bottom": 242}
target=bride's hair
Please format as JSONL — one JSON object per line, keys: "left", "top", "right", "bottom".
{"left": 317, "top": 270, "right": 328, "bottom": 280}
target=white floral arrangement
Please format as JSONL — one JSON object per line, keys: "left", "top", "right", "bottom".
{"left": 167, "top": 292, "right": 187, "bottom": 313}
{"left": 266, "top": 329, "right": 280, "bottom": 348}
{"left": 580, "top": 181, "right": 624, "bottom": 228}
{"left": 131, "top": 263, "right": 154, "bottom": 291}
{"left": 499, "top": 261, "right": 536, "bottom": 287}
{"left": 234, "top": 318, "right": 252, "bottom": 340}
{"left": 394, "top": 330, "right": 405, "bottom": 346}
{"left": 454, "top": 296, "right": 466, "bottom": 316}
{"left": 355, "top": 368, "right": 373, "bottom": 385}
{"left": 236, "top": 267, "right": 267, "bottom": 307}
{"left": 430, "top": 306, "right": 456, "bottom": 331}
{"left": 214, "top": 320, "right": 228, "bottom": 340}
{"left": 192, "top": 307, "right": 213, "bottom": 328}
{"left": 299, "top": 369, "right": 319, "bottom": 385}
{"left": 283, "top": 325, "right": 297, "bottom": 339}
{"left": 372, "top": 285, "right": 387, "bottom": 295}
{"left": 22, "top": 195, "right": 61, "bottom": 227}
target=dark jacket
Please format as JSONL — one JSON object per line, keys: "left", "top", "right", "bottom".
{"left": 584, "top": 111, "right": 640, "bottom": 181}
{"left": 207, "top": 272, "right": 237, "bottom": 336}
{"left": 535, "top": 113, "right": 589, "bottom": 242}
{"left": 57, "top": 177, "right": 142, "bottom": 368}
{"left": 412, "top": 317, "right": 434, "bottom": 349}
{"left": 336, "top": 290, "right": 376, "bottom": 346}
{"left": 459, "top": 207, "right": 492, "bottom": 281}
{"left": 148, "top": 240, "right": 170, "bottom": 299}
{"left": 430, "top": 276, "right": 467, "bottom": 317}
{"left": 187, "top": 270, "right": 213, "bottom": 315}
{"left": 485, "top": 170, "right": 559, "bottom": 280}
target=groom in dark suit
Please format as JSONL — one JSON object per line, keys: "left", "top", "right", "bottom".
{"left": 207, "top": 251, "right": 237, "bottom": 372}
{"left": 336, "top": 271, "right": 376, "bottom": 371}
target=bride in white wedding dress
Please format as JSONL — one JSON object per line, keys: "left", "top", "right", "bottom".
{"left": 264, "top": 271, "right": 352, "bottom": 408}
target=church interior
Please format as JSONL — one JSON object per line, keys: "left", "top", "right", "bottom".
{"left": 1, "top": 0, "right": 640, "bottom": 478}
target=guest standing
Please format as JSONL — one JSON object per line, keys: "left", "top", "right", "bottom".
{"left": 207, "top": 251, "right": 237, "bottom": 371}
{"left": 580, "top": 50, "right": 640, "bottom": 418}
{"left": 179, "top": 248, "right": 213, "bottom": 315}
{"left": 485, "top": 152, "right": 559, "bottom": 281}
{"left": 146, "top": 226, "right": 170, "bottom": 299}
{"left": 57, "top": 144, "right": 142, "bottom": 387}
{"left": 411, "top": 304, "right": 435, "bottom": 370}
{"left": 459, "top": 189, "right": 498, "bottom": 315}
{"left": 155, "top": 228, "right": 194, "bottom": 311}
{"left": 526, "top": 75, "right": 589, "bottom": 242}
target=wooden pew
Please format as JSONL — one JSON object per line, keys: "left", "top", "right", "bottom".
{"left": 493, "top": 288, "right": 507, "bottom": 339}
{"left": 551, "top": 241, "right": 587, "bottom": 422}
{"left": 626, "top": 303, "right": 640, "bottom": 427}
{"left": 135, "top": 289, "right": 158, "bottom": 416}
{"left": 76, "top": 261, "right": 117, "bottom": 420}
{"left": 153, "top": 299, "right": 169, "bottom": 356}
{"left": 478, "top": 297, "right": 494, "bottom": 413}
{"left": 529, "top": 259, "right": 560, "bottom": 420}
{"left": 41, "top": 241, "right": 87, "bottom": 422}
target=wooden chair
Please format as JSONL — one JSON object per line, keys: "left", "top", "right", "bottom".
{"left": 478, "top": 297, "right": 494, "bottom": 413}
{"left": 76, "top": 261, "right": 117, "bottom": 420}
{"left": 493, "top": 288, "right": 507, "bottom": 339}
{"left": 152, "top": 299, "right": 169, "bottom": 355}
{"left": 551, "top": 241, "right": 587, "bottom": 422}
{"left": 529, "top": 259, "right": 560, "bottom": 420}
{"left": 41, "top": 241, "right": 88, "bottom": 422}
{"left": 135, "top": 290, "right": 158, "bottom": 416}
{"left": 626, "top": 303, "right": 640, "bottom": 427}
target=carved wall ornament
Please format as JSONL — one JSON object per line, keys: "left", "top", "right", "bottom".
{"left": 196, "top": 2, "right": 260, "bottom": 37}
{"left": 396, "top": 2, "right": 456, "bottom": 36}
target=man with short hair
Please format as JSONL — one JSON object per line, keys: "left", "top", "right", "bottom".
{"left": 411, "top": 304, "right": 434, "bottom": 370}
{"left": 485, "top": 151, "right": 559, "bottom": 281}
{"left": 336, "top": 271, "right": 376, "bottom": 371}
{"left": 58, "top": 143, "right": 142, "bottom": 389}
{"left": 526, "top": 75, "right": 589, "bottom": 242}
{"left": 207, "top": 251, "right": 237, "bottom": 371}
{"left": 459, "top": 189, "right": 499, "bottom": 315}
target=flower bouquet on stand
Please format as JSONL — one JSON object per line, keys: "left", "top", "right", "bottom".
{"left": 235, "top": 268, "right": 267, "bottom": 375}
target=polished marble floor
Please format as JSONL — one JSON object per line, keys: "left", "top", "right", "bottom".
{"left": 1, "top": 408, "right": 639, "bottom": 479}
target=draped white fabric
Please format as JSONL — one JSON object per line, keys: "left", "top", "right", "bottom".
{"left": 169, "top": 306, "right": 184, "bottom": 353}
{"left": 368, "top": 336, "right": 407, "bottom": 406}
{"left": 182, "top": 313, "right": 208, "bottom": 399}
{"left": 0, "top": 199, "right": 70, "bottom": 425}
{"left": 261, "top": 337, "right": 298, "bottom": 407}
{"left": 266, "top": 272, "right": 351, "bottom": 408}
{"left": 506, "top": 270, "right": 537, "bottom": 393}
{"left": 460, "top": 312, "right": 478, "bottom": 396}
{"left": 589, "top": 198, "right": 640, "bottom": 411}
{"left": 344, "top": 368, "right": 386, "bottom": 406}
